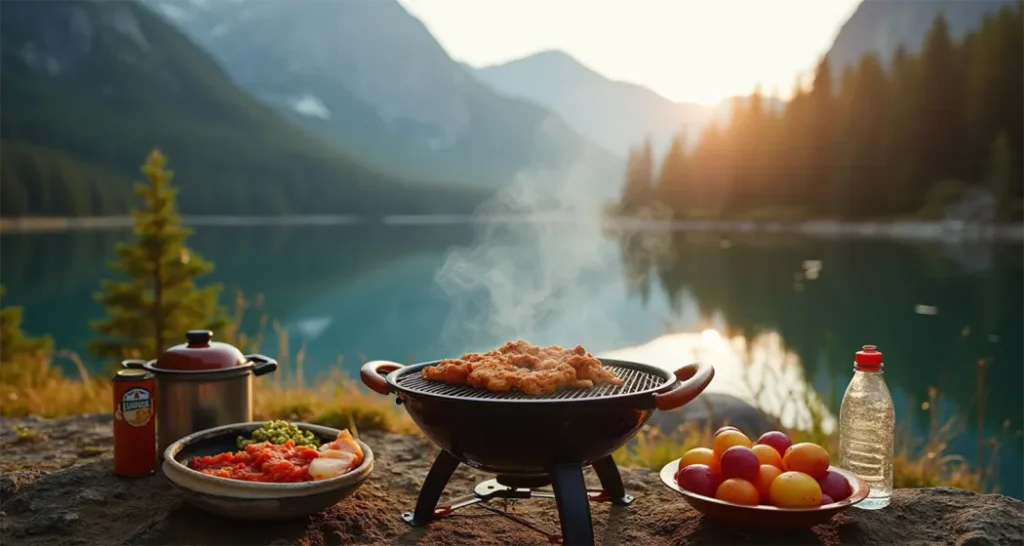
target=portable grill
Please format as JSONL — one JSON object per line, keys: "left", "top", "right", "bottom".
{"left": 362, "top": 357, "right": 714, "bottom": 545}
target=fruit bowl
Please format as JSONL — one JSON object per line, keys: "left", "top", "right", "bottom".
{"left": 162, "top": 422, "right": 374, "bottom": 520}
{"left": 660, "top": 458, "right": 869, "bottom": 530}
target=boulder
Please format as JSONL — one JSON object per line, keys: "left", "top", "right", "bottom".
{"left": 645, "top": 392, "right": 779, "bottom": 438}
{"left": 2, "top": 415, "right": 1021, "bottom": 546}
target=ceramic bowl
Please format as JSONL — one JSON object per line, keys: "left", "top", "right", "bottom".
{"left": 660, "top": 458, "right": 869, "bottom": 530}
{"left": 162, "top": 421, "right": 374, "bottom": 520}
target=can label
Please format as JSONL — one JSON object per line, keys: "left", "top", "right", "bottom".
{"left": 117, "top": 388, "right": 153, "bottom": 427}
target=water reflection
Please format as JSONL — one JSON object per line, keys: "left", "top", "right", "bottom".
{"left": 617, "top": 229, "right": 1022, "bottom": 497}
{"left": 602, "top": 329, "right": 837, "bottom": 432}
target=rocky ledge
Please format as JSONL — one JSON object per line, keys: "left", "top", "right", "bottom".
{"left": 2, "top": 415, "right": 1022, "bottom": 546}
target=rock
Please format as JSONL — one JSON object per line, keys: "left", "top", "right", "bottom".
{"left": 0, "top": 470, "right": 43, "bottom": 499}
{"left": 2, "top": 415, "right": 1022, "bottom": 546}
{"left": 646, "top": 392, "right": 778, "bottom": 438}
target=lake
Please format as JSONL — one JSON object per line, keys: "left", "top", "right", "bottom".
{"left": 1, "top": 221, "right": 1021, "bottom": 498}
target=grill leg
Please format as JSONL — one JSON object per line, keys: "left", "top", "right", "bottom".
{"left": 550, "top": 464, "right": 594, "bottom": 546}
{"left": 405, "top": 450, "right": 461, "bottom": 526}
{"left": 591, "top": 455, "right": 634, "bottom": 506}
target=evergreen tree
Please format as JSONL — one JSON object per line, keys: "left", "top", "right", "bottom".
{"left": 886, "top": 44, "right": 919, "bottom": 214}
{"left": 90, "top": 149, "right": 227, "bottom": 362}
{"left": 986, "top": 132, "right": 1013, "bottom": 220}
{"left": 618, "top": 138, "right": 655, "bottom": 215}
{"left": 844, "top": 54, "right": 890, "bottom": 217}
{"left": 913, "top": 14, "right": 964, "bottom": 198}
{"left": 0, "top": 286, "right": 53, "bottom": 363}
{"left": 807, "top": 56, "right": 835, "bottom": 213}
{"left": 656, "top": 133, "right": 688, "bottom": 218}
{"left": 620, "top": 2, "right": 1023, "bottom": 222}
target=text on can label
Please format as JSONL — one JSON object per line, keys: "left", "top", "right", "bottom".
{"left": 119, "top": 388, "right": 153, "bottom": 427}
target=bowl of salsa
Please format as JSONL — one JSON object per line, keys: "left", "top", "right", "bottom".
{"left": 162, "top": 421, "right": 374, "bottom": 520}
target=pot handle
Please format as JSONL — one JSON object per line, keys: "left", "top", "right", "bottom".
{"left": 360, "top": 360, "right": 403, "bottom": 395}
{"left": 653, "top": 362, "right": 714, "bottom": 411}
{"left": 122, "top": 359, "right": 148, "bottom": 369}
{"left": 246, "top": 354, "right": 279, "bottom": 376}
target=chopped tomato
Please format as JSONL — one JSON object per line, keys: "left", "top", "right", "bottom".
{"left": 189, "top": 440, "right": 322, "bottom": 482}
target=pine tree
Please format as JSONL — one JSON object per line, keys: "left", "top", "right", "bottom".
{"left": 656, "top": 133, "right": 688, "bottom": 218}
{"left": 986, "top": 132, "right": 1013, "bottom": 221}
{"left": 0, "top": 285, "right": 53, "bottom": 363}
{"left": 914, "top": 14, "right": 964, "bottom": 197}
{"left": 845, "top": 54, "right": 890, "bottom": 217}
{"left": 618, "top": 138, "right": 655, "bottom": 215}
{"left": 90, "top": 149, "right": 227, "bottom": 362}
{"left": 807, "top": 55, "right": 835, "bottom": 214}
{"left": 886, "top": 43, "right": 919, "bottom": 215}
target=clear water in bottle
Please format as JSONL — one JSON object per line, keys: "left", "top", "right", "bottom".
{"left": 839, "top": 344, "right": 894, "bottom": 510}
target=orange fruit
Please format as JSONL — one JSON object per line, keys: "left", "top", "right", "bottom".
{"left": 752, "top": 444, "right": 784, "bottom": 468}
{"left": 680, "top": 447, "right": 719, "bottom": 471}
{"left": 782, "top": 443, "right": 830, "bottom": 480}
{"left": 712, "top": 430, "right": 752, "bottom": 458}
{"left": 768, "top": 471, "right": 822, "bottom": 508}
{"left": 714, "top": 478, "right": 760, "bottom": 506}
{"left": 752, "top": 464, "right": 782, "bottom": 503}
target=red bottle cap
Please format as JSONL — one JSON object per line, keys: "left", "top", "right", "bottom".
{"left": 855, "top": 345, "right": 883, "bottom": 368}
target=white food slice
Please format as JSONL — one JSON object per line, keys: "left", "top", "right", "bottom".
{"left": 318, "top": 449, "right": 357, "bottom": 466}
{"left": 309, "top": 457, "right": 350, "bottom": 480}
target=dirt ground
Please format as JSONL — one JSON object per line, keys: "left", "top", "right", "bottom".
{"left": 1, "top": 415, "right": 1021, "bottom": 545}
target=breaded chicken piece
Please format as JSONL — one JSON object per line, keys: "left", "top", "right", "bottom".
{"left": 421, "top": 341, "right": 622, "bottom": 394}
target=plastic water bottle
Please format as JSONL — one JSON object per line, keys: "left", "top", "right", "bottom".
{"left": 839, "top": 344, "right": 895, "bottom": 509}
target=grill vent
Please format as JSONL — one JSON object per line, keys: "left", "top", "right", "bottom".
{"left": 394, "top": 364, "right": 670, "bottom": 401}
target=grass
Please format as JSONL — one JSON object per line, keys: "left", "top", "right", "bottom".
{"left": 0, "top": 291, "right": 413, "bottom": 435}
{"left": 0, "top": 292, "right": 996, "bottom": 492}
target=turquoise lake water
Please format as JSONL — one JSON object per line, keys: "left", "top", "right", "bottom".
{"left": 1, "top": 223, "right": 1020, "bottom": 497}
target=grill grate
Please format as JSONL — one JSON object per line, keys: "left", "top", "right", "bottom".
{"left": 395, "top": 364, "right": 669, "bottom": 401}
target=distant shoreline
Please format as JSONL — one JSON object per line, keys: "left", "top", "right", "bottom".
{"left": 1, "top": 215, "right": 1022, "bottom": 243}
{"left": 0, "top": 215, "right": 363, "bottom": 233}
{"left": 605, "top": 218, "right": 1024, "bottom": 243}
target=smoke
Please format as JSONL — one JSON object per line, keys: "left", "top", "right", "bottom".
{"left": 434, "top": 118, "right": 627, "bottom": 352}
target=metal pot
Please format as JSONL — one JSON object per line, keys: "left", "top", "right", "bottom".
{"left": 122, "top": 330, "right": 277, "bottom": 455}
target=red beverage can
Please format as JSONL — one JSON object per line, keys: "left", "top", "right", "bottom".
{"left": 113, "top": 368, "right": 157, "bottom": 477}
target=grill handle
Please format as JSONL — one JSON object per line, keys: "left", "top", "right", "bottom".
{"left": 360, "top": 360, "right": 404, "bottom": 395}
{"left": 653, "top": 362, "right": 714, "bottom": 411}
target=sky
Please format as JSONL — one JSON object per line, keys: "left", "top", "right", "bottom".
{"left": 399, "top": 0, "right": 862, "bottom": 105}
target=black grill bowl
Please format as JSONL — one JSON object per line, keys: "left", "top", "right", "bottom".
{"left": 361, "top": 358, "right": 714, "bottom": 475}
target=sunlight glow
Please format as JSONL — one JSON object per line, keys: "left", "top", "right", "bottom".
{"left": 399, "top": 0, "right": 861, "bottom": 105}
{"left": 700, "top": 328, "right": 722, "bottom": 346}
{"left": 601, "top": 331, "right": 837, "bottom": 432}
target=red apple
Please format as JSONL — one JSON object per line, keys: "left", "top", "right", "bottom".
{"left": 676, "top": 464, "right": 723, "bottom": 497}
{"left": 756, "top": 431, "right": 793, "bottom": 456}
{"left": 818, "top": 470, "right": 852, "bottom": 502}
{"left": 821, "top": 494, "right": 835, "bottom": 505}
{"left": 719, "top": 446, "right": 760, "bottom": 481}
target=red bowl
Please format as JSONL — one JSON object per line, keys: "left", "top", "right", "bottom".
{"left": 660, "top": 458, "right": 869, "bottom": 530}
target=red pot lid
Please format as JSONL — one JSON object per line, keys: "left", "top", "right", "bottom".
{"left": 156, "top": 330, "right": 246, "bottom": 371}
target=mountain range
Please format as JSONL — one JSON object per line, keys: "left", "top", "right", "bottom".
{"left": 474, "top": 50, "right": 715, "bottom": 156}
{"left": 142, "top": 0, "right": 622, "bottom": 195}
{"left": 826, "top": 0, "right": 1014, "bottom": 73}
{"left": 0, "top": 0, "right": 485, "bottom": 216}
{"left": 0, "top": 0, "right": 1012, "bottom": 217}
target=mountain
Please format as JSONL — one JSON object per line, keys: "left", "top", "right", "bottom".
{"left": 473, "top": 50, "right": 714, "bottom": 155}
{"left": 142, "top": 0, "right": 622, "bottom": 195}
{"left": 827, "top": 0, "right": 1014, "bottom": 72}
{"left": 0, "top": 0, "right": 486, "bottom": 217}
